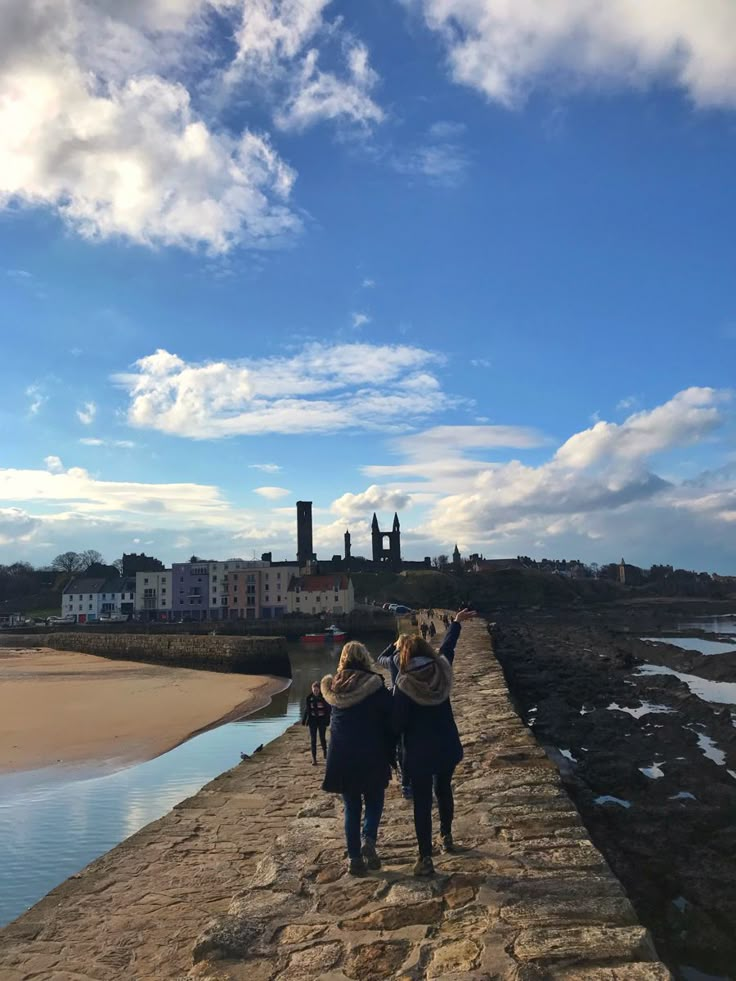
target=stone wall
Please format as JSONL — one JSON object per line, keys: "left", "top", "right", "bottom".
{"left": 0, "top": 618, "right": 671, "bottom": 980}
{"left": 0, "top": 632, "right": 291, "bottom": 677}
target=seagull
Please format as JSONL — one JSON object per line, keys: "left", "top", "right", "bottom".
{"left": 240, "top": 752, "right": 250, "bottom": 761}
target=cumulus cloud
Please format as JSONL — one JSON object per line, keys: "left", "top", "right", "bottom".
{"left": 76, "top": 401, "right": 97, "bottom": 425}
{"left": 414, "top": 0, "right": 736, "bottom": 108}
{"left": 114, "top": 342, "right": 451, "bottom": 438}
{"left": 0, "top": 0, "right": 299, "bottom": 253}
{"left": 359, "top": 388, "right": 735, "bottom": 564}
{"left": 555, "top": 388, "right": 726, "bottom": 468}
{"left": 44, "top": 456, "right": 64, "bottom": 473}
{"left": 253, "top": 485, "right": 291, "bottom": 500}
{"left": 331, "top": 484, "right": 412, "bottom": 519}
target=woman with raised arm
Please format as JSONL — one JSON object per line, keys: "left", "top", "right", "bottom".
{"left": 393, "top": 608, "right": 476, "bottom": 876}
{"left": 321, "top": 642, "right": 395, "bottom": 876}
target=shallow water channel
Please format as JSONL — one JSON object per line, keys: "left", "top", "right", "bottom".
{"left": 0, "top": 636, "right": 392, "bottom": 928}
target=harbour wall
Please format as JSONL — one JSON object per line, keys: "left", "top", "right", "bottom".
{"left": 0, "top": 618, "right": 671, "bottom": 980}
{"left": 0, "top": 631, "right": 291, "bottom": 677}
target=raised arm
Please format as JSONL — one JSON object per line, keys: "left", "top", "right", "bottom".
{"left": 375, "top": 641, "right": 399, "bottom": 687}
{"left": 439, "top": 609, "right": 477, "bottom": 664}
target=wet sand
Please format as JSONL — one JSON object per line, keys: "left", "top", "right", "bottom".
{"left": 0, "top": 647, "right": 288, "bottom": 773}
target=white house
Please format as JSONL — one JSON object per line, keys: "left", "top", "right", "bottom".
{"left": 286, "top": 574, "right": 355, "bottom": 616}
{"left": 62, "top": 577, "right": 133, "bottom": 621}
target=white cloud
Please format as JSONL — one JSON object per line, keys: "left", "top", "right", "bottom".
{"left": 555, "top": 388, "right": 725, "bottom": 469}
{"left": 79, "top": 437, "right": 136, "bottom": 448}
{"left": 0, "top": 0, "right": 300, "bottom": 253}
{"left": 229, "top": 2, "right": 383, "bottom": 133}
{"left": 331, "top": 484, "right": 412, "bottom": 520}
{"left": 351, "top": 312, "right": 371, "bottom": 329}
{"left": 393, "top": 122, "right": 469, "bottom": 186}
{"left": 253, "top": 485, "right": 291, "bottom": 500}
{"left": 362, "top": 277, "right": 375, "bottom": 288}
{"left": 249, "top": 463, "right": 282, "bottom": 472}
{"left": 76, "top": 401, "right": 97, "bottom": 425}
{"left": 114, "top": 342, "right": 451, "bottom": 438}
{"left": 470, "top": 358, "right": 491, "bottom": 368}
{"left": 415, "top": 0, "right": 736, "bottom": 108}
{"left": 0, "top": 507, "right": 41, "bottom": 546}
{"left": 25, "top": 383, "right": 46, "bottom": 415}
{"left": 44, "top": 456, "right": 64, "bottom": 473}
{"left": 358, "top": 388, "right": 735, "bottom": 563}
{"left": 617, "top": 396, "right": 638, "bottom": 411}
{"left": 274, "top": 43, "right": 384, "bottom": 132}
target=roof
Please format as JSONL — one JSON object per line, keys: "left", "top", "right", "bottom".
{"left": 62, "top": 577, "right": 107, "bottom": 595}
{"left": 288, "top": 574, "right": 350, "bottom": 593}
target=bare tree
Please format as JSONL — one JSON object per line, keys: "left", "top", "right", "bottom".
{"left": 78, "top": 549, "right": 104, "bottom": 571}
{"left": 51, "top": 551, "right": 83, "bottom": 574}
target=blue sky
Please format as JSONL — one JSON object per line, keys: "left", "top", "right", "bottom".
{"left": 1, "top": 0, "right": 736, "bottom": 571}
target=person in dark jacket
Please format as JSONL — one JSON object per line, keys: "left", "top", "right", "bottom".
{"left": 393, "top": 609, "right": 476, "bottom": 876}
{"left": 376, "top": 633, "right": 412, "bottom": 799}
{"left": 321, "top": 641, "right": 395, "bottom": 876}
{"left": 302, "top": 680, "right": 331, "bottom": 765}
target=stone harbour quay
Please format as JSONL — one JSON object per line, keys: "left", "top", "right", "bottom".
{"left": 0, "top": 618, "right": 671, "bottom": 980}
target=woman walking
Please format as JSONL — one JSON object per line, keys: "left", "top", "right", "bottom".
{"left": 302, "top": 680, "right": 331, "bottom": 765}
{"left": 393, "top": 609, "right": 476, "bottom": 876}
{"left": 321, "top": 642, "right": 395, "bottom": 876}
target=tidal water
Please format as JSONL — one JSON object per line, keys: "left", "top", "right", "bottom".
{"left": 642, "top": 636, "right": 736, "bottom": 656}
{"left": 0, "top": 637, "right": 392, "bottom": 928}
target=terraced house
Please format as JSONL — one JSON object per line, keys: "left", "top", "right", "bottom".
{"left": 286, "top": 574, "right": 355, "bottom": 616}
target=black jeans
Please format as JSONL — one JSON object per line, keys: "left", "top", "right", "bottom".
{"left": 412, "top": 768, "right": 455, "bottom": 857}
{"left": 309, "top": 719, "right": 328, "bottom": 760}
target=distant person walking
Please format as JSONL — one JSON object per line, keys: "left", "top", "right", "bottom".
{"left": 302, "top": 681, "right": 331, "bottom": 765}
{"left": 321, "top": 642, "right": 395, "bottom": 876}
{"left": 428, "top": 620, "right": 437, "bottom": 638}
{"left": 420, "top": 622, "right": 429, "bottom": 640}
{"left": 393, "top": 609, "right": 476, "bottom": 876}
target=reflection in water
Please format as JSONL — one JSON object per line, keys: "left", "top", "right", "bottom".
{"left": 677, "top": 617, "right": 736, "bottom": 636}
{"left": 0, "top": 638, "right": 392, "bottom": 928}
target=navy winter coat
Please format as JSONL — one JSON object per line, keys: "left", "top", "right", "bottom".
{"left": 392, "top": 621, "right": 463, "bottom": 778}
{"left": 321, "top": 669, "right": 395, "bottom": 796}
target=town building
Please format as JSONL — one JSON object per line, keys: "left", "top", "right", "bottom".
{"left": 135, "top": 570, "right": 172, "bottom": 620}
{"left": 62, "top": 576, "right": 135, "bottom": 622}
{"left": 286, "top": 574, "right": 355, "bottom": 616}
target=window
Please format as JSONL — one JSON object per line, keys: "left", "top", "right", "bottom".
{"left": 296, "top": 596, "right": 300, "bottom": 603}
{"left": 277, "top": 595, "right": 281, "bottom": 602}
{"left": 247, "top": 574, "right": 255, "bottom": 584}
{"left": 212, "top": 575, "right": 217, "bottom": 582}
{"left": 89, "top": 594, "right": 93, "bottom": 599}
{"left": 89, "top": 604, "right": 92, "bottom": 610}
{"left": 277, "top": 572, "right": 281, "bottom": 579}
{"left": 180, "top": 576, "right": 184, "bottom": 582}
{"left": 144, "top": 578, "right": 149, "bottom": 585}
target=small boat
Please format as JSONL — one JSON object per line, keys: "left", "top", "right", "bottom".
{"left": 300, "top": 625, "right": 347, "bottom": 644}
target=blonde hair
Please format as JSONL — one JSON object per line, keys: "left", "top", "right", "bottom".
{"left": 397, "top": 634, "right": 437, "bottom": 672}
{"left": 337, "top": 641, "right": 374, "bottom": 674}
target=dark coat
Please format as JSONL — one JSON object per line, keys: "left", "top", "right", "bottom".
{"left": 302, "top": 692, "right": 331, "bottom": 726}
{"left": 392, "top": 622, "right": 463, "bottom": 778}
{"left": 321, "top": 669, "right": 395, "bottom": 796}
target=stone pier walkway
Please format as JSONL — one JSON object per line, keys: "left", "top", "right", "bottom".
{"left": 0, "top": 620, "right": 672, "bottom": 980}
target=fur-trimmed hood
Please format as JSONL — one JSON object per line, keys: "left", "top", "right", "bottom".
{"left": 321, "top": 669, "right": 384, "bottom": 709}
{"left": 395, "top": 654, "right": 453, "bottom": 706}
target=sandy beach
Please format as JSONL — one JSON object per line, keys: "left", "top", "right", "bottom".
{"left": 0, "top": 647, "right": 288, "bottom": 773}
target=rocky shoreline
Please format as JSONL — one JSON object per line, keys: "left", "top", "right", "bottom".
{"left": 492, "top": 610, "right": 736, "bottom": 980}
